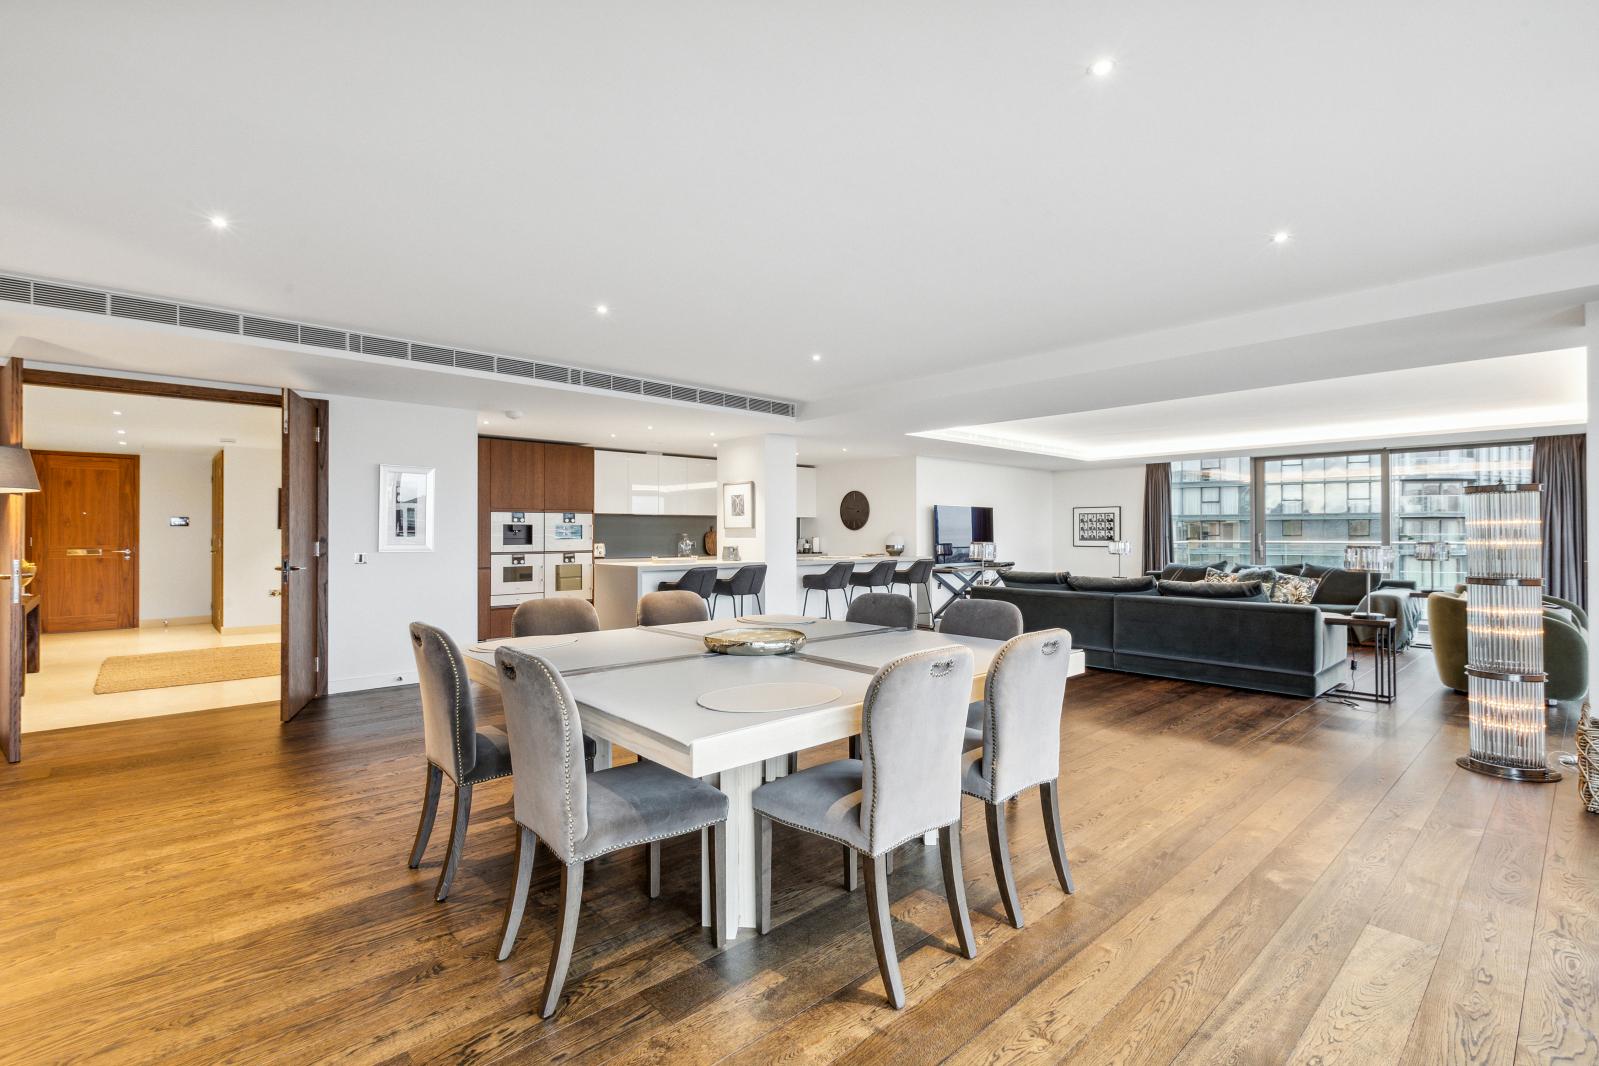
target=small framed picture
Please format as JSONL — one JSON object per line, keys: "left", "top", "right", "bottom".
{"left": 1072, "top": 505, "right": 1121, "bottom": 547}
{"left": 723, "top": 481, "right": 755, "bottom": 531}
{"left": 379, "top": 465, "right": 435, "bottom": 552}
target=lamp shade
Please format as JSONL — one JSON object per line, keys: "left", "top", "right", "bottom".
{"left": 0, "top": 445, "right": 39, "bottom": 494}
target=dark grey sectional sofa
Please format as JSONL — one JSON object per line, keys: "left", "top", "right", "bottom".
{"left": 971, "top": 581, "right": 1348, "bottom": 698}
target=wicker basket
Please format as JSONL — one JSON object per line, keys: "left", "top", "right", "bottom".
{"left": 1579, "top": 703, "right": 1599, "bottom": 815}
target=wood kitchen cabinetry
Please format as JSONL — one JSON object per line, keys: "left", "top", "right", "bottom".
{"left": 477, "top": 436, "right": 595, "bottom": 639}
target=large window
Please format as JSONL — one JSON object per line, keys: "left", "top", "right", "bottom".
{"left": 1170, "top": 457, "right": 1250, "bottom": 567}
{"left": 1169, "top": 442, "right": 1534, "bottom": 588}
{"left": 1389, "top": 444, "right": 1533, "bottom": 590}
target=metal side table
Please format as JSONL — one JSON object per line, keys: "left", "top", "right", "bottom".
{"left": 1322, "top": 613, "right": 1397, "bottom": 705}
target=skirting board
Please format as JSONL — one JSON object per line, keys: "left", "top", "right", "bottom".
{"left": 330, "top": 670, "right": 419, "bottom": 695}
{"left": 139, "top": 616, "right": 212, "bottom": 628}
{"left": 219, "top": 623, "right": 282, "bottom": 636}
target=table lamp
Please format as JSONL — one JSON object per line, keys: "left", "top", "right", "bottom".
{"left": 1107, "top": 540, "right": 1133, "bottom": 577}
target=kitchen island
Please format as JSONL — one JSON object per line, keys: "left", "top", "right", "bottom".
{"left": 594, "top": 555, "right": 929, "bottom": 629}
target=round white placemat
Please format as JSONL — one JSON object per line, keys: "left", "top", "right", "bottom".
{"left": 736, "top": 614, "right": 816, "bottom": 626}
{"left": 696, "top": 682, "right": 842, "bottom": 713}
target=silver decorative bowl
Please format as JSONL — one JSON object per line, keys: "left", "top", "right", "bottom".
{"left": 703, "top": 627, "right": 807, "bottom": 656}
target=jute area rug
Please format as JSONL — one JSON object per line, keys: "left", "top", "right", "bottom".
{"left": 93, "top": 643, "right": 281, "bottom": 694}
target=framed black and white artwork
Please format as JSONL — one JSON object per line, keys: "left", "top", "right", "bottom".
{"left": 722, "top": 481, "right": 755, "bottom": 532}
{"left": 1072, "top": 505, "right": 1121, "bottom": 547}
{"left": 379, "top": 464, "right": 435, "bottom": 552}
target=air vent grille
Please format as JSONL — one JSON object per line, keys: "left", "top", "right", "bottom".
{"left": 1, "top": 271, "right": 796, "bottom": 419}
{"left": 110, "top": 295, "right": 178, "bottom": 325}
{"left": 0, "top": 276, "right": 30, "bottom": 303}
{"left": 34, "top": 282, "right": 106, "bottom": 314}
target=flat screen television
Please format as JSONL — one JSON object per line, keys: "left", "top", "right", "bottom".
{"left": 933, "top": 505, "right": 994, "bottom": 563}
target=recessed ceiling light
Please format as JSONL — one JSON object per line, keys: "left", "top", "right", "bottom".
{"left": 646, "top": 425, "right": 653, "bottom": 431}
{"left": 1271, "top": 230, "right": 1292, "bottom": 245}
{"left": 811, "top": 353, "right": 822, "bottom": 362}
{"left": 841, "top": 447, "right": 848, "bottom": 452}
{"left": 594, "top": 303, "right": 610, "bottom": 317}
{"left": 119, "top": 441, "right": 128, "bottom": 447}
{"left": 713, "top": 442, "right": 719, "bottom": 448}
{"left": 208, "top": 214, "right": 230, "bottom": 230}
{"left": 609, "top": 433, "right": 616, "bottom": 438}
{"left": 1088, "top": 57, "right": 1116, "bottom": 77}
{"left": 709, "top": 432, "right": 716, "bottom": 437}
{"left": 115, "top": 428, "right": 126, "bottom": 435}
{"left": 111, "top": 409, "right": 122, "bottom": 416}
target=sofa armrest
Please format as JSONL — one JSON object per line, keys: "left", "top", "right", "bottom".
{"left": 1376, "top": 579, "right": 1417, "bottom": 591}
{"left": 1544, "top": 595, "right": 1588, "bottom": 630}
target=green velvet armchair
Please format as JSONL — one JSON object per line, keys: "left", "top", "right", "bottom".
{"left": 1426, "top": 590, "right": 1589, "bottom": 704}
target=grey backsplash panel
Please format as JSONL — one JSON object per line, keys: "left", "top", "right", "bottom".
{"left": 595, "top": 514, "right": 717, "bottom": 558}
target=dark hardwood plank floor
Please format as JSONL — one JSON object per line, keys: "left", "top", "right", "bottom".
{"left": 2, "top": 650, "right": 1596, "bottom": 1064}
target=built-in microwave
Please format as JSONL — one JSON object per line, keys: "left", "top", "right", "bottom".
{"left": 491, "top": 512, "right": 544, "bottom": 553}
{"left": 544, "top": 512, "right": 593, "bottom": 552}
{"left": 544, "top": 551, "right": 593, "bottom": 599}
{"left": 490, "top": 552, "right": 544, "bottom": 607}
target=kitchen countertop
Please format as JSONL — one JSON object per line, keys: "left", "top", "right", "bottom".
{"left": 595, "top": 554, "right": 913, "bottom": 571}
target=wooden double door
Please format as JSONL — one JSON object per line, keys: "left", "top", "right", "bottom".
{"left": 27, "top": 451, "right": 140, "bottom": 633}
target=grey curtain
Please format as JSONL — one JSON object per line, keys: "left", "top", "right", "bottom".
{"left": 1531, "top": 433, "right": 1586, "bottom": 609}
{"left": 1142, "top": 462, "right": 1173, "bottom": 574}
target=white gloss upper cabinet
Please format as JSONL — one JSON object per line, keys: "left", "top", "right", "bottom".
{"left": 594, "top": 450, "right": 632, "bottom": 514}
{"left": 662, "top": 456, "right": 717, "bottom": 515}
{"left": 796, "top": 466, "right": 817, "bottom": 518}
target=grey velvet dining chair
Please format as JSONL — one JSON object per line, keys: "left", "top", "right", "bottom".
{"left": 407, "top": 622, "right": 514, "bottom": 902}
{"left": 509, "top": 597, "right": 600, "bottom": 771}
{"left": 751, "top": 645, "right": 978, "bottom": 1009}
{"left": 844, "top": 592, "right": 916, "bottom": 629}
{"left": 962, "top": 628, "right": 1075, "bottom": 928}
{"left": 638, "top": 589, "right": 709, "bottom": 626}
{"left": 493, "top": 645, "right": 732, "bottom": 1018}
{"left": 512, "top": 597, "right": 600, "bottom": 636}
{"left": 938, "top": 597, "right": 1023, "bottom": 729}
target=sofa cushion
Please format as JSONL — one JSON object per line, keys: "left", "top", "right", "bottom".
{"left": 1068, "top": 575, "right": 1157, "bottom": 594}
{"left": 1159, "top": 563, "right": 1225, "bottom": 582}
{"left": 1001, "top": 570, "right": 1069, "bottom": 587}
{"left": 1159, "top": 578, "right": 1267, "bottom": 600}
{"left": 1311, "top": 568, "right": 1373, "bottom": 606}
{"left": 1271, "top": 572, "right": 1318, "bottom": 605}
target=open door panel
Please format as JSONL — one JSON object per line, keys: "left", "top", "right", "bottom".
{"left": 280, "top": 389, "right": 328, "bottom": 721}
{"left": 1, "top": 358, "right": 21, "bottom": 761}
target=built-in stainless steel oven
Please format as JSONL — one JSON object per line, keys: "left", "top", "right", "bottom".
{"left": 489, "top": 552, "right": 544, "bottom": 607}
{"left": 544, "top": 512, "right": 593, "bottom": 552}
{"left": 491, "top": 512, "right": 544, "bottom": 553}
{"left": 544, "top": 551, "right": 592, "bottom": 599}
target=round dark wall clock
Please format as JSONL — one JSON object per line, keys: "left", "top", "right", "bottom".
{"left": 840, "top": 490, "right": 870, "bottom": 531}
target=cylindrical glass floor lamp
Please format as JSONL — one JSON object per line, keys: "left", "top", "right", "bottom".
{"left": 1459, "top": 483, "right": 1560, "bottom": 782}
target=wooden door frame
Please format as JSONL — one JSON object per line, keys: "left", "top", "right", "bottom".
{"left": 1, "top": 358, "right": 21, "bottom": 762}
{"left": 26, "top": 450, "right": 141, "bottom": 632}
{"left": 211, "top": 450, "right": 225, "bottom": 632}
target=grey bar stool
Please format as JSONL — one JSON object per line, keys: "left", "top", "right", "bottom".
{"left": 939, "top": 598, "right": 1023, "bottom": 728}
{"left": 752, "top": 646, "right": 978, "bottom": 1009}
{"left": 638, "top": 589, "right": 709, "bottom": 626}
{"left": 711, "top": 563, "right": 767, "bottom": 617}
{"left": 406, "top": 622, "right": 514, "bottom": 902}
{"left": 962, "top": 628, "right": 1076, "bottom": 928}
{"left": 847, "top": 560, "right": 898, "bottom": 603}
{"left": 891, "top": 558, "right": 934, "bottom": 619}
{"left": 493, "top": 646, "right": 732, "bottom": 1017}
{"left": 801, "top": 561, "right": 853, "bottom": 618}
{"left": 657, "top": 565, "right": 717, "bottom": 611}
{"left": 512, "top": 597, "right": 600, "bottom": 636}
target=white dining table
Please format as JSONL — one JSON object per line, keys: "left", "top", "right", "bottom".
{"left": 463, "top": 622, "right": 1087, "bottom": 933}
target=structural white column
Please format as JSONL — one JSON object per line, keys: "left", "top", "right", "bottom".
{"left": 716, "top": 434, "right": 798, "bottom": 613}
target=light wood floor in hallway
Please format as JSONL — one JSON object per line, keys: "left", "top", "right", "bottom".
{"left": 20, "top": 622, "right": 279, "bottom": 733}
{"left": 3, "top": 651, "right": 1595, "bottom": 1064}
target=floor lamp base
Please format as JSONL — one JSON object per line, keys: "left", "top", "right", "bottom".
{"left": 1456, "top": 755, "right": 1563, "bottom": 783}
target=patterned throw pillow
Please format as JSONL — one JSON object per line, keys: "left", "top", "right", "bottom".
{"left": 1271, "top": 573, "right": 1319, "bottom": 605}
{"left": 1203, "top": 567, "right": 1238, "bottom": 584}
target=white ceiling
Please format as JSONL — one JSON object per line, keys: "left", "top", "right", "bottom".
{"left": 1, "top": 3, "right": 1596, "bottom": 467}
{"left": 917, "top": 349, "right": 1587, "bottom": 461}
{"left": 23, "top": 385, "right": 281, "bottom": 455}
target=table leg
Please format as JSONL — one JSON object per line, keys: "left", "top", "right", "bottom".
{"left": 700, "top": 761, "right": 764, "bottom": 931}
{"left": 590, "top": 738, "right": 613, "bottom": 771}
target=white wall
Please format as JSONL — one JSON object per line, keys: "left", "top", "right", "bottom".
{"left": 1051, "top": 465, "right": 1146, "bottom": 576}
{"left": 136, "top": 448, "right": 212, "bottom": 623}
{"left": 327, "top": 395, "right": 477, "bottom": 694}
{"left": 914, "top": 457, "right": 1054, "bottom": 568}
{"left": 716, "top": 434, "right": 798, "bottom": 611}
{"left": 220, "top": 446, "right": 282, "bottom": 629}
{"left": 811, "top": 457, "right": 917, "bottom": 556}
